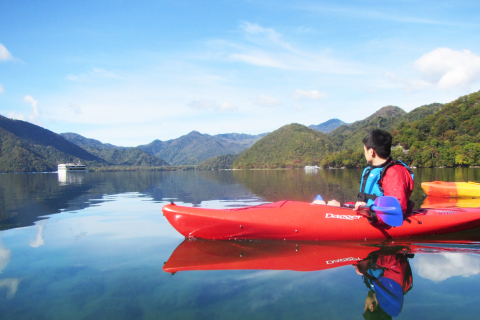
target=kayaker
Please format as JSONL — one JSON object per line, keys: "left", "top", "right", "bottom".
{"left": 354, "top": 129, "right": 414, "bottom": 222}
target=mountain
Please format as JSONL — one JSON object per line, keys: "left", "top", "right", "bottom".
{"left": 392, "top": 92, "right": 480, "bottom": 167}
{"left": 309, "top": 119, "right": 347, "bottom": 133}
{"left": 232, "top": 123, "right": 335, "bottom": 169}
{"left": 197, "top": 153, "right": 240, "bottom": 170}
{"left": 138, "top": 131, "right": 253, "bottom": 165}
{"left": 0, "top": 115, "right": 106, "bottom": 172}
{"left": 214, "top": 133, "right": 268, "bottom": 147}
{"left": 327, "top": 105, "right": 407, "bottom": 151}
{"left": 61, "top": 133, "right": 169, "bottom": 166}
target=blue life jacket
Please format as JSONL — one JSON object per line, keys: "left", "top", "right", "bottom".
{"left": 358, "top": 158, "right": 414, "bottom": 206}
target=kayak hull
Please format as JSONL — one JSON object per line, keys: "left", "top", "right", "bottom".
{"left": 421, "top": 181, "right": 480, "bottom": 197}
{"left": 162, "top": 201, "right": 480, "bottom": 241}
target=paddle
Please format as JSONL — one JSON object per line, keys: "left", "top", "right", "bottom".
{"left": 360, "top": 196, "right": 404, "bottom": 227}
{"left": 362, "top": 271, "right": 404, "bottom": 317}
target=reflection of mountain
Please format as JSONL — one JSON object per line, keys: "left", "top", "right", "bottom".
{"left": 232, "top": 169, "right": 361, "bottom": 203}
{"left": 0, "top": 171, "right": 257, "bottom": 231}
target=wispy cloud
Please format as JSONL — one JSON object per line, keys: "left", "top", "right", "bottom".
{"left": 0, "top": 43, "right": 13, "bottom": 61}
{"left": 252, "top": 94, "right": 281, "bottom": 107}
{"left": 210, "top": 22, "right": 364, "bottom": 74}
{"left": 187, "top": 99, "right": 237, "bottom": 112}
{"left": 0, "top": 84, "right": 4, "bottom": 95}
{"left": 66, "top": 67, "right": 123, "bottom": 82}
{"left": 294, "top": 89, "right": 327, "bottom": 100}
{"left": 23, "top": 95, "right": 42, "bottom": 125}
{"left": 298, "top": 4, "right": 474, "bottom": 27}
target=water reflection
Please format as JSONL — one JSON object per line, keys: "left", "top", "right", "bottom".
{"left": 164, "top": 239, "right": 480, "bottom": 318}
{"left": 422, "top": 196, "right": 480, "bottom": 208}
{"left": 1, "top": 168, "right": 480, "bottom": 231}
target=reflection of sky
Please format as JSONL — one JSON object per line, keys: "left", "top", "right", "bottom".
{"left": 3, "top": 172, "right": 480, "bottom": 318}
{"left": 413, "top": 253, "right": 480, "bottom": 281}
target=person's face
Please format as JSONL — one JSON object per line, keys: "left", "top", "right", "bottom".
{"left": 364, "top": 145, "right": 375, "bottom": 165}
{"left": 364, "top": 294, "right": 377, "bottom": 312}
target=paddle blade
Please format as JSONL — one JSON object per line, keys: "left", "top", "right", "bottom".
{"left": 371, "top": 196, "right": 404, "bottom": 227}
{"left": 373, "top": 277, "right": 404, "bottom": 317}
{"left": 314, "top": 195, "right": 323, "bottom": 202}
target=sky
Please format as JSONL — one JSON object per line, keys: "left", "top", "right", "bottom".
{"left": 1, "top": 0, "right": 480, "bottom": 146}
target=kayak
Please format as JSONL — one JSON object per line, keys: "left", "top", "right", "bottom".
{"left": 163, "top": 239, "right": 480, "bottom": 273}
{"left": 422, "top": 196, "right": 480, "bottom": 208}
{"left": 162, "top": 201, "right": 480, "bottom": 241}
{"left": 421, "top": 181, "right": 480, "bottom": 197}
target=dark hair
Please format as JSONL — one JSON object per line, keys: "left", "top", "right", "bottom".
{"left": 363, "top": 291, "right": 392, "bottom": 320}
{"left": 362, "top": 130, "right": 392, "bottom": 159}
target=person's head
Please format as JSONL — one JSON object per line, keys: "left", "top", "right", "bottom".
{"left": 363, "top": 291, "right": 392, "bottom": 320}
{"left": 363, "top": 130, "right": 392, "bottom": 164}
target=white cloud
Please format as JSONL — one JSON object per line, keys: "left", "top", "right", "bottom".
{"left": 414, "top": 253, "right": 480, "bottom": 281}
{"left": 66, "top": 67, "right": 123, "bottom": 82}
{"left": 7, "top": 112, "right": 25, "bottom": 121}
{"left": 0, "top": 279, "right": 20, "bottom": 299}
{"left": 252, "top": 94, "right": 281, "bottom": 107}
{"left": 23, "top": 95, "right": 42, "bottom": 125}
{"left": 294, "top": 104, "right": 303, "bottom": 111}
{"left": 187, "top": 99, "right": 237, "bottom": 112}
{"left": 240, "top": 22, "right": 291, "bottom": 49}
{"left": 218, "top": 102, "right": 237, "bottom": 111}
{"left": 414, "top": 48, "right": 480, "bottom": 90}
{"left": 0, "top": 43, "right": 13, "bottom": 61}
{"left": 294, "top": 89, "right": 327, "bottom": 100}
{"left": 0, "top": 240, "right": 11, "bottom": 273}
{"left": 66, "top": 103, "right": 82, "bottom": 115}
{"left": 0, "top": 84, "right": 4, "bottom": 94}
{"left": 229, "top": 53, "right": 286, "bottom": 68}
{"left": 188, "top": 99, "right": 217, "bottom": 110}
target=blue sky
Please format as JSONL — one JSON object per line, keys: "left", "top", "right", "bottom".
{"left": 1, "top": 0, "right": 480, "bottom": 146}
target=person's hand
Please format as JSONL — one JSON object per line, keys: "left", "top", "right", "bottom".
{"left": 327, "top": 199, "right": 341, "bottom": 207}
{"left": 354, "top": 201, "right": 367, "bottom": 210}
{"left": 312, "top": 200, "right": 326, "bottom": 205}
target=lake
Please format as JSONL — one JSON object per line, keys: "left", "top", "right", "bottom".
{"left": 1, "top": 168, "right": 480, "bottom": 319}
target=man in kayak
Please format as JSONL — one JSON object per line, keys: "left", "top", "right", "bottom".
{"left": 354, "top": 129, "right": 414, "bottom": 222}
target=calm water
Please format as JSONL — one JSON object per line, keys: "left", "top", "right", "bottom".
{"left": 0, "top": 168, "right": 480, "bottom": 319}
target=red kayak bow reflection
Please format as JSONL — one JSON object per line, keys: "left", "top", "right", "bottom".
{"left": 164, "top": 239, "right": 480, "bottom": 318}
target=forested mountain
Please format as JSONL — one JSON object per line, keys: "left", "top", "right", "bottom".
{"left": 197, "top": 154, "right": 239, "bottom": 170}
{"left": 309, "top": 119, "right": 347, "bottom": 133}
{"left": 231, "top": 101, "right": 448, "bottom": 169}
{"left": 214, "top": 133, "right": 267, "bottom": 147}
{"left": 232, "top": 124, "right": 335, "bottom": 169}
{"left": 61, "top": 133, "right": 169, "bottom": 166}
{"left": 392, "top": 92, "right": 480, "bottom": 167}
{"left": 138, "top": 131, "right": 253, "bottom": 165}
{"left": 0, "top": 116, "right": 106, "bottom": 172}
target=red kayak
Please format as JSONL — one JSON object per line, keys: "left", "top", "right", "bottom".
{"left": 162, "top": 201, "right": 480, "bottom": 241}
{"left": 163, "top": 239, "right": 480, "bottom": 273}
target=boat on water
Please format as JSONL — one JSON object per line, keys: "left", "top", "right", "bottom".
{"left": 421, "top": 181, "right": 480, "bottom": 197}
{"left": 304, "top": 165, "right": 320, "bottom": 170}
{"left": 162, "top": 200, "right": 480, "bottom": 241}
{"left": 57, "top": 162, "right": 86, "bottom": 171}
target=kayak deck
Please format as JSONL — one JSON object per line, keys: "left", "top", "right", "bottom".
{"left": 421, "top": 181, "right": 480, "bottom": 197}
{"left": 162, "top": 201, "right": 480, "bottom": 241}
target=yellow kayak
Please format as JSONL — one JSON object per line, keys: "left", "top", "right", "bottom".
{"left": 421, "top": 181, "right": 480, "bottom": 197}
{"left": 422, "top": 196, "right": 480, "bottom": 208}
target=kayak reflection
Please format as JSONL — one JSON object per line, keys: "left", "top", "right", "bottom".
{"left": 422, "top": 196, "right": 480, "bottom": 208}
{"left": 164, "top": 239, "right": 480, "bottom": 318}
